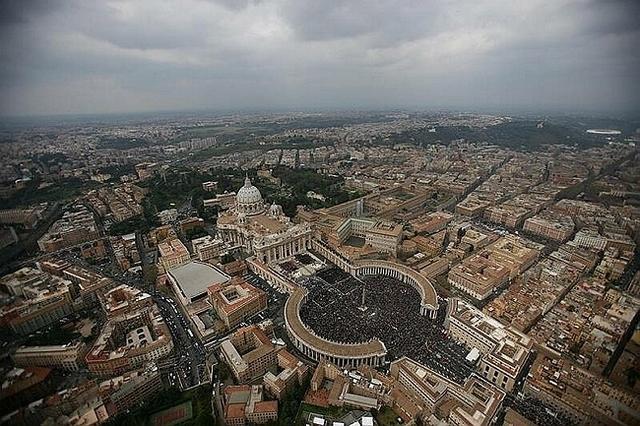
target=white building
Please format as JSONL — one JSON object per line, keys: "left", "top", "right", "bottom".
{"left": 13, "top": 342, "right": 87, "bottom": 371}
{"left": 191, "top": 235, "right": 225, "bottom": 261}
{"left": 445, "top": 298, "right": 533, "bottom": 391}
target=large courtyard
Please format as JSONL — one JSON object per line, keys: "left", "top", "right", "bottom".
{"left": 299, "top": 267, "right": 475, "bottom": 383}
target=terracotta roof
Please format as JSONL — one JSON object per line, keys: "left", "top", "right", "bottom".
{"left": 253, "top": 400, "right": 278, "bottom": 413}
{"left": 225, "top": 403, "right": 246, "bottom": 419}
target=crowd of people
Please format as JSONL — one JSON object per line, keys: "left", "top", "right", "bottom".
{"left": 299, "top": 267, "right": 474, "bottom": 383}
{"left": 503, "top": 396, "right": 574, "bottom": 426}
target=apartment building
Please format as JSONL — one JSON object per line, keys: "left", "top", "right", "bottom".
{"left": 523, "top": 212, "right": 574, "bottom": 242}
{"left": 223, "top": 385, "right": 278, "bottom": 426}
{"left": 99, "top": 366, "right": 163, "bottom": 416}
{"left": 0, "top": 267, "right": 75, "bottom": 335}
{"left": 389, "top": 357, "right": 505, "bottom": 426}
{"left": 445, "top": 298, "right": 532, "bottom": 391}
{"left": 13, "top": 341, "right": 87, "bottom": 371}
{"left": 158, "top": 238, "right": 190, "bottom": 271}
{"left": 208, "top": 277, "right": 267, "bottom": 330}
{"left": 448, "top": 254, "right": 509, "bottom": 300}
{"left": 38, "top": 205, "right": 99, "bottom": 252}
{"left": 263, "top": 349, "right": 309, "bottom": 400}
{"left": 219, "top": 325, "right": 278, "bottom": 383}
{"left": 192, "top": 235, "right": 225, "bottom": 261}
{"left": 85, "top": 300, "right": 173, "bottom": 377}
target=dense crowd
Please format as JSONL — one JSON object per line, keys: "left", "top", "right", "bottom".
{"left": 295, "top": 253, "right": 316, "bottom": 265}
{"left": 300, "top": 267, "right": 474, "bottom": 383}
{"left": 503, "top": 396, "right": 575, "bottom": 426}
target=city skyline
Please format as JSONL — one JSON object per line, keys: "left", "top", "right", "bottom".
{"left": 0, "top": 109, "right": 638, "bottom": 425}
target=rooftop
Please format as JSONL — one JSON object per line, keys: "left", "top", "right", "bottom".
{"left": 168, "top": 261, "right": 230, "bottom": 301}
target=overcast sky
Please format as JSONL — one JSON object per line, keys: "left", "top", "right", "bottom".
{"left": 0, "top": 0, "right": 638, "bottom": 116}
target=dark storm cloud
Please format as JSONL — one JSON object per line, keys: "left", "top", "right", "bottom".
{"left": 0, "top": 0, "right": 65, "bottom": 25}
{"left": 0, "top": 0, "right": 638, "bottom": 116}
{"left": 580, "top": 0, "right": 640, "bottom": 36}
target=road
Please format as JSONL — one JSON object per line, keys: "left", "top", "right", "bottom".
{"left": 213, "top": 377, "right": 224, "bottom": 426}
{"left": 243, "top": 271, "right": 287, "bottom": 327}
{"left": 58, "top": 234, "right": 207, "bottom": 391}
{"left": 152, "top": 291, "right": 206, "bottom": 389}
{"left": 135, "top": 230, "right": 153, "bottom": 289}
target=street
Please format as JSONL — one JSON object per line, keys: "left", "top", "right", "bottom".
{"left": 152, "top": 291, "right": 207, "bottom": 389}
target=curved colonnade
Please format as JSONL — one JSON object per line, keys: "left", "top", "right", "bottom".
{"left": 284, "top": 287, "right": 387, "bottom": 368}
{"left": 284, "top": 258, "right": 439, "bottom": 368}
{"left": 352, "top": 259, "right": 439, "bottom": 319}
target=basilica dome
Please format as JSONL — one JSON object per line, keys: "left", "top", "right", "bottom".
{"left": 236, "top": 176, "right": 264, "bottom": 216}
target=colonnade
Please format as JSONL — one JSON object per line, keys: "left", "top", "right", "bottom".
{"left": 310, "top": 239, "right": 352, "bottom": 272}
{"left": 308, "top": 241, "right": 440, "bottom": 319}
{"left": 354, "top": 261, "right": 439, "bottom": 319}
{"left": 284, "top": 288, "right": 387, "bottom": 369}
{"left": 246, "top": 258, "right": 295, "bottom": 294}
{"left": 256, "top": 234, "right": 312, "bottom": 263}
{"left": 289, "top": 334, "right": 386, "bottom": 368}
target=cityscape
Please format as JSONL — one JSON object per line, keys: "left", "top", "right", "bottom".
{"left": 1, "top": 1, "right": 639, "bottom": 426}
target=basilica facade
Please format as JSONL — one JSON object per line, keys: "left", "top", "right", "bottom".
{"left": 216, "top": 176, "right": 313, "bottom": 263}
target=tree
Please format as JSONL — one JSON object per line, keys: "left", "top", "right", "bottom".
{"left": 277, "top": 375, "right": 311, "bottom": 425}
{"left": 217, "top": 363, "right": 231, "bottom": 381}
{"left": 196, "top": 412, "right": 214, "bottom": 426}
{"left": 186, "top": 227, "right": 208, "bottom": 240}
{"left": 144, "top": 264, "right": 158, "bottom": 286}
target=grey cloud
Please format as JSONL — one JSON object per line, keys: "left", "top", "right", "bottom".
{"left": 579, "top": 0, "right": 640, "bottom": 36}
{"left": 0, "top": 0, "right": 65, "bottom": 25}
{"left": 68, "top": 3, "right": 210, "bottom": 50}
{"left": 0, "top": 0, "right": 639, "bottom": 116}
{"left": 281, "top": 0, "right": 447, "bottom": 45}
{"left": 202, "top": 0, "right": 263, "bottom": 11}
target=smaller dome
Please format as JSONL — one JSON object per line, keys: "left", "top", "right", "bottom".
{"left": 269, "top": 202, "right": 283, "bottom": 217}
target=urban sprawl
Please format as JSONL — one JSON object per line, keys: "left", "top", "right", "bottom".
{"left": 0, "top": 112, "right": 639, "bottom": 426}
